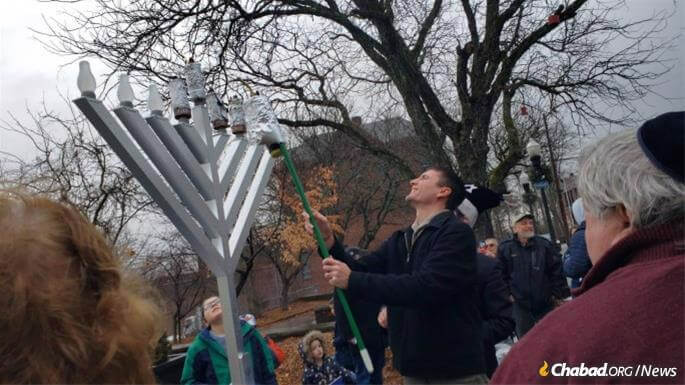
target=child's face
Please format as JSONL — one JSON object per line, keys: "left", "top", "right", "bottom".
{"left": 309, "top": 339, "right": 324, "bottom": 361}
{"left": 203, "top": 296, "right": 222, "bottom": 325}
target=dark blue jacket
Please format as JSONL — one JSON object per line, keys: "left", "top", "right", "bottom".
{"left": 563, "top": 221, "right": 592, "bottom": 289}
{"left": 476, "top": 254, "right": 515, "bottom": 377}
{"left": 497, "top": 235, "right": 570, "bottom": 311}
{"left": 299, "top": 340, "right": 356, "bottom": 385}
{"left": 180, "top": 323, "right": 277, "bottom": 385}
{"left": 330, "top": 211, "right": 485, "bottom": 379}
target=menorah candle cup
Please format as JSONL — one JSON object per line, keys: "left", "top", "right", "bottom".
{"left": 169, "top": 78, "right": 192, "bottom": 120}
{"left": 185, "top": 59, "right": 206, "bottom": 103}
{"left": 207, "top": 92, "right": 229, "bottom": 131}
{"left": 244, "top": 94, "right": 285, "bottom": 157}
{"left": 227, "top": 96, "right": 247, "bottom": 135}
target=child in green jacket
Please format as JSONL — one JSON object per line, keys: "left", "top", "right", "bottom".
{"left": 181, "top": 296, "right": 278, "bottom": 384}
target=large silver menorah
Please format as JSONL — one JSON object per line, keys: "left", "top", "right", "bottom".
{"left": 74, "top": 60, "right": 283, "bottom": 384}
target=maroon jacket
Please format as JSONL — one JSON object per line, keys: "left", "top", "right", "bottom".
{"left": 491, "top": 221, "right": 684, "bottom": 384}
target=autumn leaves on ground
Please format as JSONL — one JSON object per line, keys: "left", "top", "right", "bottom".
{"left": 257, "top": 301, "right": 402, "bottom": 385}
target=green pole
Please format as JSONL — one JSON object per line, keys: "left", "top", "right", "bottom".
{"left": 278, "top": 142, "right": 374, "bottom": 374}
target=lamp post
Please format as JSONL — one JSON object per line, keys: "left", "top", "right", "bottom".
{"left": 519, "top": 172, "right": 537, "bottom": 232}
{"left": 526, "top": 139, "right": 557, "bottom": 245}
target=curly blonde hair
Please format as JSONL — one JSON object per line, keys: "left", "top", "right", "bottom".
{"left": 0, "top": 192, "right": 163, "bottom": 383}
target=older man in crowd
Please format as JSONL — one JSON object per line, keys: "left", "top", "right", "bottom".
{"left": 497, "top": 213, "right": 570, "bottom": 337}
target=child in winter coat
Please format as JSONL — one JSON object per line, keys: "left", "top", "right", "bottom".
{"left": 299, "top": 330, "right": 356, "bottom": 385}
{"left": 181, "top": 296, "right": 278, "bottom": 385}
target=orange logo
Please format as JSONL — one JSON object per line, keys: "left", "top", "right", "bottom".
{"left": 539, "top": 361, "right": 550, "bottom": 377}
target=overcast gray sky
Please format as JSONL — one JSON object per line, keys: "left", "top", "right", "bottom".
{"left": 0, "top": 0, "right": 683, "bottom": 163}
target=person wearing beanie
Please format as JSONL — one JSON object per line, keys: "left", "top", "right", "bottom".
{"left": 492, "top": 112, "right": 684, "bottom": 384}
{"left": 299, "top": 330, "right": 356, "bottom": 385}
{"left": 562, "top": 198, "right": 592, "bottom": 289}
{"left": 305, "top": 165, "right": 487, "bottom": 384}
{"left": 497, "top": 211, "right": 570, "bottom": 338}
{"left": 456, "top": 183, "right": 504, "bottom": 228}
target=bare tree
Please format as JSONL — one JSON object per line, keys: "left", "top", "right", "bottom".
{"left": 235, "top": 228, "right": 274, "bottom": 295}
{"left": 142, "top": 232, "right": 215, "bottom": 342}
{"left": 0, "top": 97, "right": 156, "bottom": 248}
{"left": 264, "top": 246, "right": 314, "bottom": 311}
{"left": 39, "top": 0, "right": 674, "bottom": 192}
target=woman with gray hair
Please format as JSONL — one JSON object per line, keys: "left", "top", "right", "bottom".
{"left": 491, "top": 111, "right": 684, "bottom": 384}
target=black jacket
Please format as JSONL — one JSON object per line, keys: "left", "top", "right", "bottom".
{"left": 476, "top": 253, "right": 515, "bottom": 377}
{"left": 497, "top": 235, "right": 570, "bottom": 311}
{"left": 333, "top": 249, "right": 386, "bottom": 352}
{"left": 330, "top": 211, "right": 485, "bottom": 379}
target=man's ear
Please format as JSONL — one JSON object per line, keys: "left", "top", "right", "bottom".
{"left": 438, "top": 186, "right": 452, "bottom": 200}
{"left": 614, "top": 204, "right": 632, "bottom": 227}
{"left": 609, "top": 204, "right": 635, "bottom": 249}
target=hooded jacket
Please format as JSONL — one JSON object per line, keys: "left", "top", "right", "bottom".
{"left": 563, "top": 199, "right": 592, "bottom": 288}
{"left": 497, "top": 235, "right": 570, "bottom": 311}
{"left": 563, "top": 221, "right": 592, "bottom": 288}
{"left": 329, "top": 211, "right": 485, "bottom": 379}
{"left": 180, "top": 321, "right": 277, "bottom": 385}
{"left": 299, "top": 331, "right": 356, "bottom": 385}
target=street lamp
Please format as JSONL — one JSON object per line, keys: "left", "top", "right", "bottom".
{"left": 519, "top": 171, "right": 538, "bottom": 233}
{"left": 519, "top": 171, "right": 531, "bottom": 187}
{"left": 526, "top": 139, "right": 557, "bottom": 245}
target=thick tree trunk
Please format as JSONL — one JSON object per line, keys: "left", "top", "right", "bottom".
{"left": 452, "top": 103, "right": 493, "bottom": 185}
{"left": 452, "top": 102, "right": 499, "bottom": 240}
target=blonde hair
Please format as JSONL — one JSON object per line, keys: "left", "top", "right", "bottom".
{"left": 0, "top": 192, "right": 163, "bottom": 383}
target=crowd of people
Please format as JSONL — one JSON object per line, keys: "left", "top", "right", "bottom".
{"left": 0, "top": 112, "right": 681, "bottom": 384}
